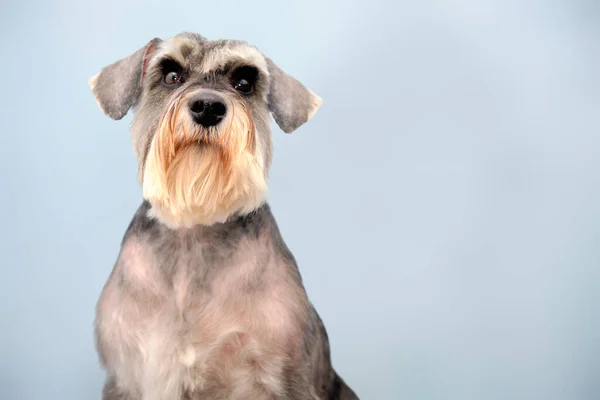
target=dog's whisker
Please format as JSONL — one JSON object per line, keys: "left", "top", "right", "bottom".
{"left": 145, "top": 89, "right": 267, "bottom": 225}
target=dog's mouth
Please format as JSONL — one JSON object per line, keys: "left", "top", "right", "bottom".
{"left": 141, "top": 93, "right": 266, "bottom": 227}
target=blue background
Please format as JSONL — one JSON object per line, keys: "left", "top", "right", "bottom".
{"left": 1, "top": 0, "right": 599, "bottom": 399}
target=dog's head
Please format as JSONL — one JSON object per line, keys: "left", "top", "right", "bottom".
{"left": 89, "top": 33, "right": 321, "bottom": 228}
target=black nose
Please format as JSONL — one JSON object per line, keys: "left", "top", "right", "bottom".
{"left": 188, "top": 94, "right": 227, "bottom": 127}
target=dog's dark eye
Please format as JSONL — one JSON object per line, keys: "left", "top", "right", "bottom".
{"left": 164, "top": 71, "right": 183, "bottom": 85}
{"left": 234, "top": 79, "right": 252, "bottom": 94}
{"left": 159, "top": 58, "right": 185, "bottom": 86}
{"left": 231, "top": 66, "right": 258, "bottom": 95}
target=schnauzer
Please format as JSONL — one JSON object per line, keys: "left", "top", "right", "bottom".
{"left": 89, "top": 32, "right": 358, "bottom": 400}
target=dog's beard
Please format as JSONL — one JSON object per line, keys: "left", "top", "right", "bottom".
{"left": 142, "top": 96, "right": 268, "bottom": 228}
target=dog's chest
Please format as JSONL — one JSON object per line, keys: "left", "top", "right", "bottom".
{"left": 97, "top": 237, "right": 304, "bottom": 399}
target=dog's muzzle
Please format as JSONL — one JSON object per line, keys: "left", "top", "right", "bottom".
{"left": 188, "top": 92, "right": 227, "bottom": 128}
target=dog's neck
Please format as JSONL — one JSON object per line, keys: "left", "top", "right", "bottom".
{"left": 140, "top": 200, "right": 271, "bottom": 237}
{"left": 127, "top": 200, "right": 299, "bottom": 280}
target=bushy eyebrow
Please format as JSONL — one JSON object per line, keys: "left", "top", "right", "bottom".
{"left": 157, "top": 57, "right": 185, "bottom": 74}
{"left": 210, "top": 59, "right": 260, "bottom": 77}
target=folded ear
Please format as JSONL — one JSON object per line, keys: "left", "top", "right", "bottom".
{"left": 265, "top": 57, "right": 322, "bottom": 134}
{"left": 89, "top": 38, "right": 162, "bottom": 120}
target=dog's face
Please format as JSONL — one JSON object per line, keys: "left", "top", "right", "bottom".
{"left": 89, "top": 33, "right": 321, "bottom": 228}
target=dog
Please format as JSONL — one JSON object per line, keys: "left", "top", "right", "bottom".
{"left": 89, "top": 32, "right": 358, "bottom": 400}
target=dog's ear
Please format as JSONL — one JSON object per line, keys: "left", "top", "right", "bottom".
{"left": 265, "top": 57, "right": 322, "bottom": 134}
{"left": 89, "top": 38, "right": 162, "bottom": 120}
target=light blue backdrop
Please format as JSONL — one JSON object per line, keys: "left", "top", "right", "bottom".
{"left": 1, "top": 0, "right": 599, "bottom": 399}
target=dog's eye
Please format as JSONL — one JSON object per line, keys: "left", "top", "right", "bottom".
{"left": 164, "top": 71, "right": 183, "bottom": 85}
{"left": 159, "top": 58, "right": 185, "bottom": 86}
{"left": 231, "top": 66, "right": 258, "bottom": 95}
{"left": 234, "top": 79, "right": 253, "bottom": 94}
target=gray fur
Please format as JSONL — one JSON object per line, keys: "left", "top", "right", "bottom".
{"left": 90, "top": 38, "right": 161, "bottom": 120}
{"left": 265, "top": 57, "right": 321, "bottom": 134}
{"left": 97, "top": 203, "right": 357, "bottom": 399}
{"left": 90, "top": 32, "right": 357, "bottom": 399}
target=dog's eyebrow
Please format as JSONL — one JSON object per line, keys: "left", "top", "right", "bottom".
{"left": 157, "top": 57, "right": 184, "bottom": 73}
{"left": 214, "top": 61, "right": 260, "bottom": 77}
{"left": 231, "top": 65, "right": 259, "bottom": 81}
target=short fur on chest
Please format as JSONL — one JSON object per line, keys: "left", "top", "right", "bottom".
{"left": 96, "top": 203, "right": 314, "bottom": 399}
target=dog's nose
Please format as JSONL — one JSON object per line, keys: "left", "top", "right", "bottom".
{"left": 188, "top": 94, "right": 227, "bottom": 127}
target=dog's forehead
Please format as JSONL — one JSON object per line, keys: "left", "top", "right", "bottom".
{"left": 154, "top": 34, "right": 268, "bottom": 76}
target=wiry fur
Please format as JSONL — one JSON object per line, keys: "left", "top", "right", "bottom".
{"left": 143, "top": 89, "right": 267, "bottom": 227}
{"left": 89, "top": 32, "right": 358, "bottom": 400}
